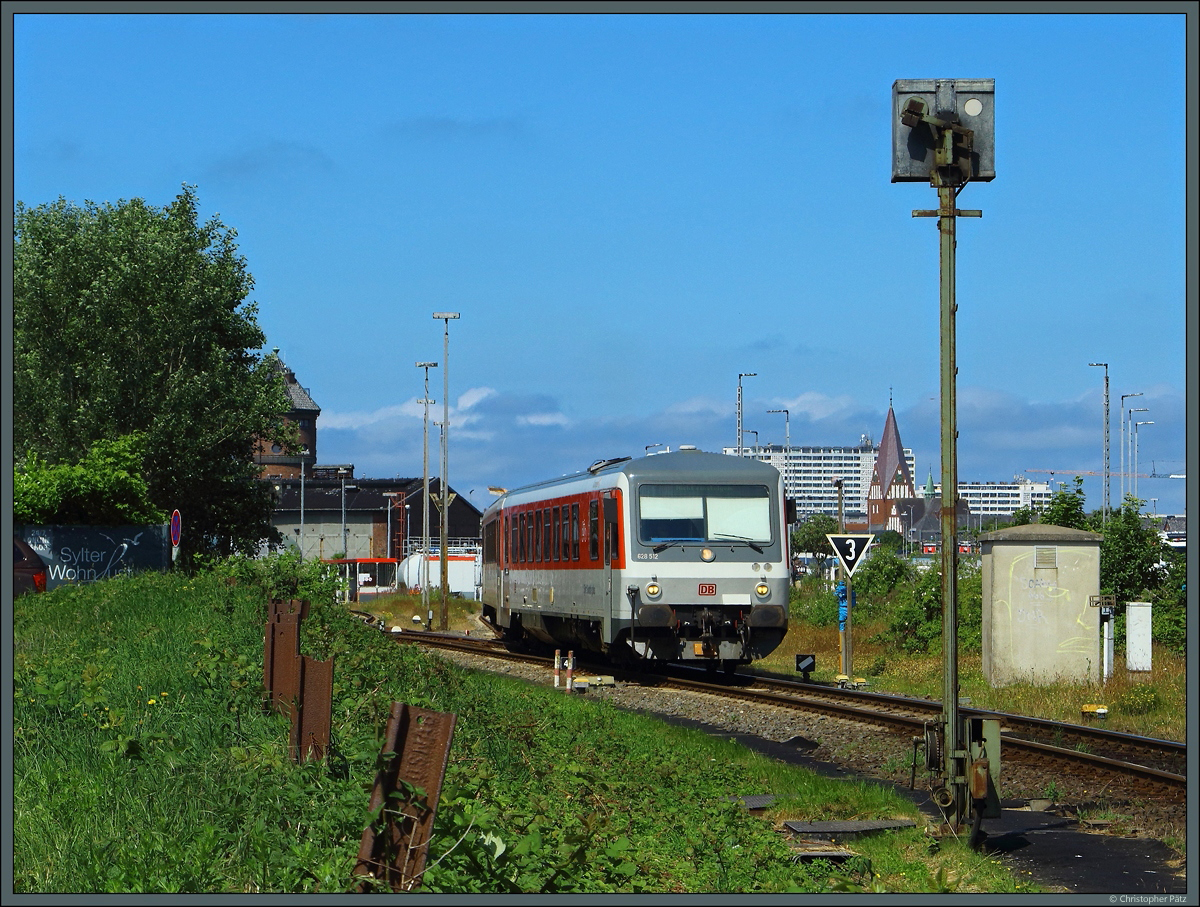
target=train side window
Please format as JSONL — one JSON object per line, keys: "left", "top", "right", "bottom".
{"left": 571, "top": 503, "right": 580, "bottom": 560}
{"left": 502, "top": 516, "right": 508, "bottom": 564}
{"left": 519, "top": 513, "right": 527, "bottom": 563}
{"left": 552, "top": 508, "right": 561, "bottom": 561}
{"left": 534, "top": 509, "right": 542, "bottom": 562}
{"left": 510, "top": 516, "right": 518, "bottom": 565}
{"left": 589, "top": 500, "right": 599, "bottom": 561}
{"left": 545, "top": 509, "right": 554, "bottom": 562}
{"left": 562, "top": 505, "right": 570, "bottom": 560}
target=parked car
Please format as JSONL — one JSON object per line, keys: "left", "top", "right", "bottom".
{"left": 14, "top": 536, "right": 48, "bottom": 597}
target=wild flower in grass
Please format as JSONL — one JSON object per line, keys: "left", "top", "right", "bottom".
{"left": 148, "top": 699, "right": 156, "bottom": 705}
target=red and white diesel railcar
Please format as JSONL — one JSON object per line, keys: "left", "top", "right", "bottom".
{"left": 480, "top": 447, "right": 793, "bottom": 671}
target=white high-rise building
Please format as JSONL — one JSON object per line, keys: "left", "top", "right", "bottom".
{"left": 931, "top": 478, "right": 1055, "bottom": 520}
{"left": 723, "top": 435, "right": 910, "bottom": 520}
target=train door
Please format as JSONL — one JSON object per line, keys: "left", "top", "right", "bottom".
{"left": 602, "top": 494, "right": 619, "bottom": 613}
{"left": 498, "top": 513, "right": 512, "bottom": 626}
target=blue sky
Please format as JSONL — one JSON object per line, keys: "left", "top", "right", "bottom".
{"left": 10, "top": 10, "right": 1192, "bottom": 517}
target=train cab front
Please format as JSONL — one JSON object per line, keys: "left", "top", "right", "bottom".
{"left": 623, "top": 577, "right": 788, "bottom": 668}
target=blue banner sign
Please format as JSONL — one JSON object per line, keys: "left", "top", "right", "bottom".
{"left": 18, "top": 525, "right": 170, "bottom": 590}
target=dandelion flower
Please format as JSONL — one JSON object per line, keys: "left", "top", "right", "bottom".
{"left": 148, "top": 699, "right": 156, "bottom": 705}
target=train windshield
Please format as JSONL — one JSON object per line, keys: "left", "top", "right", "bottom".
{"left": 637, "top": 484, "right": 773, "bottom": 546}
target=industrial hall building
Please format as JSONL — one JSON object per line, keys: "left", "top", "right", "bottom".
{"left": 254, "top": 353, "right": 481, "bottom": 561}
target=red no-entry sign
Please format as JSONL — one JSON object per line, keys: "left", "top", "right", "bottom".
{"left": 170, "top": 510, "right": 182, "bottom": 547}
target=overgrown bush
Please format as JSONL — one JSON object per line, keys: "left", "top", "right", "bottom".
{"left": 1151, "top": 550, "right": 1186, "bottom": 655}
{"left": 868, "top": 562, "right": 982, "bottom": 655}
{"left": 789, "top": 577, "right": 838, "bottom": 626}
{"left": 209, "top": 550, "right": 340, "bottom": 606}
{"left": 852, "top": 548, "right": 914, "bottom": 600}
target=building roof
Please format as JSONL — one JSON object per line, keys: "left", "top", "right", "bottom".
{"left": 270, "top": 349, "right": 320, "bottom": 414}
{"left": 871, "top": 406, "right": 915, "bottom": 498}
{"left": 978, "top": 523, "right": 1103, "bottom": 543}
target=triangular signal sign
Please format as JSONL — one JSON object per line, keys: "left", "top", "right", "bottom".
{"left": 826, "top": 533, "right": 876, "bottom": 577}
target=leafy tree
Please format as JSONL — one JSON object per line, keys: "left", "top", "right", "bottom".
{"left": 872, "top": 529, "right": 904, "bottom": 554}
{"left": 1100, "top": 494, "right": 1169, "bottom": 603}
{"left": 1007, "top": 505, "right": 1037, "bottom": 527}
{"left": 1039, "top": 476, "right": 1093, "bottom": 530}
{"left": 791, "top": 514, "right": 838, "bottom": 574}
{"left": 14, "top": 185, "right": 294, "bottom": 560}
{"left": 14, "top": 433, "right": 165, "bottom": 526}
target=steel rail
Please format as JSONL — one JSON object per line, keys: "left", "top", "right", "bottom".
{"left": 372, "top": 625, "right": 1185, "bottom": 797}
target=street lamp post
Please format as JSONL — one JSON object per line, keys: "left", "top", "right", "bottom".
{"left": 416, "top": 361, "right": 438, "bottom": 627}
{"left": 767, "top": 408, "right": 790, "bottom": 449}
{"left": 1134, "top": 421, "right": 1153, "bottom": 502}
{"left": 338, "top": 468, "right": 349, "bottom": 555}
{"left": 1088, "top": 363, "right": 1109, "bottom": 523}
{"left": 746, "top": 430, "right": 758, "bottom": 454}
{"left": 1127, "top": 407, "right": 1148, "bottom": 505}
{"left": 433, "top": 312, "right": 460, "bottom": 630}
{"left": 1120, "top": 393, "right": 1143, "bottom": 506}
{"left": 737, "top": 372, "right": 756, "bottom": 456}
{"left": 383, "top": 492, "right": 401, "bottom": 559}
{"left": 768, "top": 408, "right": 790, "bottom": 497}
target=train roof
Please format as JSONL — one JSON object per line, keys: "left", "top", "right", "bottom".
{"left": 485, "top": 449, "right": 781, "bottom": 515}
{"left": 618, "top": 449, "right": 780, "bottom": 484}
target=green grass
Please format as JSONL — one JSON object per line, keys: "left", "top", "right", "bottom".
{"left": 13, "top": 567, "right": 1043, "bottom": 894}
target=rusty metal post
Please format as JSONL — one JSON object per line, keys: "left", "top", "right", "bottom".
{"left": 354, "top": 703, "right": 457, "bottom": 892}
{"left": 264, "top": 611, "right": 302, "bottom": 715}
{"left": 291, "top": 655, "right": 333, "bottom": 762}
{"left": 936, "top": 177, "right": 965, "bottom": 831}
{"left": 911, "top": 126, "right": 981, "bottom": 834}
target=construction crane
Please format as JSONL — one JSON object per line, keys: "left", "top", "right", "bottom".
{"left": 1149, "top": 461, "right": 1186, "bottom": 480}
{"left": 1025, "top": 468, "right": 1146, "bottom": 478}
{"left": 1026, "top": 466, "right": 1183, "bottom": 480}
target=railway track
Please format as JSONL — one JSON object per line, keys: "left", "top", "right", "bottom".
{"left": 371, "top": 621, "right": 1186, "bottom": 801}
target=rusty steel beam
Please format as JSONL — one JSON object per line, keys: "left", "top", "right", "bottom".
{"left": 291, "top": 655, "right": 333, "bottom": 762}
{"left": 264, "top": 612, "right": 302, "bottom": 715}
{"left": 354, "top": 703, "right": 457, "bottom": 892}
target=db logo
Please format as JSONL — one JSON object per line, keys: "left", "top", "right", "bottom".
{"left": 698, "top": 583, "right": 717, "bottom": 596}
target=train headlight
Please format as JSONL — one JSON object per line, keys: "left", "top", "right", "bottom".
{"left": 646, "top": 582, "right": 661, "bottom": 598}
{"left": 755, "top": 582, "right": 770, "bottom": 598}
{"left": 700, "top": 548, "right": 715, "bottom": 562}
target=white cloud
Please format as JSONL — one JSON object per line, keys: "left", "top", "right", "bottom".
{"left": 517, "top": 412, "right": 571, "bottom": 428}
{"left": 457, "top": 386, "right": 497, "bottom": 410}
{"left": 318, "top": 402, "right": 418, "bottom": 430}
{"left": 775, "top": 391, "right": 858, "bottom": 421}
